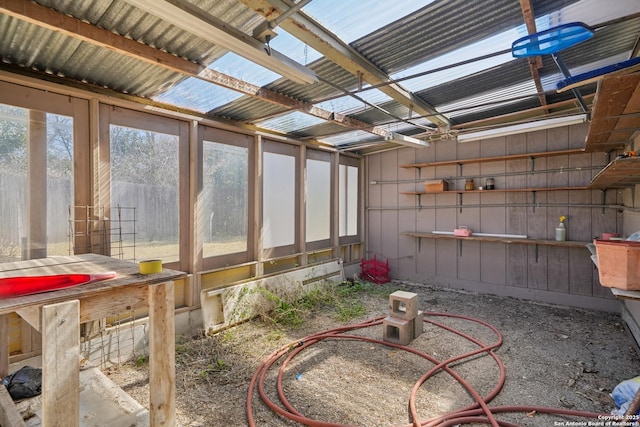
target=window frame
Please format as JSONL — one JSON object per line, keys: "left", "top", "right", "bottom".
{"left": 261, "top": 139, "right": 300, "bottom": 259}
{"left": 100, "top": 105, "right": 189, "bottom": 271}
{"left": 199, "top": 126, "right": 255, "bottom": 270}
{"left": 338, "top": 155, "right": 361, "bottom": 245}
{"left": 305, "top": 149, "right": 334, "bottom": 251}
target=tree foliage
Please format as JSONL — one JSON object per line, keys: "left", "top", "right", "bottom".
{"left": 110, "top": 125, "right": 179, "bottom": 188}
{"left": 0, "top": 105, "right": 73, "bottom": 178}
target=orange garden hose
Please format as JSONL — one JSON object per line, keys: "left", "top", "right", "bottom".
{"left": 247, "top": 313, "right": 606, "bottom": 427}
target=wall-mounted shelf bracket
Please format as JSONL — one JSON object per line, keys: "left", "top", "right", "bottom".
{"left": 600, "top": 189, "right": 607, "bottom": 214}
{"left": 458, "top": 192, "right": 463, "bottom": 213}
{"left": 532, "top": 190, "right": 537, "bottom": 213}
{"left": 529, "top": 156, "right": 536, "bottom": 173}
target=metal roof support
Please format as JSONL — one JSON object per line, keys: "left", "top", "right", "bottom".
{"left": 123, "top": 0, "right": 317, "bottom": 84}
{"left": 239, "top": 0, "right": 452, "bottom": 128}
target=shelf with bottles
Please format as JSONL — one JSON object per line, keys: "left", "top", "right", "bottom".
{"left": 401, "top": 231, "right": 591, "bottom": 250}
{"left": 400, "top": 186, "right": 589, "bottom": 196}
{"left": 400, "top": 186, "right": 592, "bottom": 212}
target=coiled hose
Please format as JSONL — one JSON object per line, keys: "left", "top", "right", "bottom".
{"left": 247, "top": 313, "right": 606, "bottom": 427}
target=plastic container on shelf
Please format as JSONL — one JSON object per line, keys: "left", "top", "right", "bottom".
{"left": 594, "top": 239, "right": 640, "bottom": 290}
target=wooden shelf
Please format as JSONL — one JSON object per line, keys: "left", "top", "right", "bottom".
{"left": 402, "top": 231, "right": 591, "bottom": 248}
{"left": 400, "top": 148, "right": 585, "bottom": 169}
{"left": 585, "top": 72, "right": 640, "bottom": 152}
{"left": 588, "top": 157, "right": 640, "bottom": 189}
{"left": 401, "top": 186, "right": 589, "bottom": 195}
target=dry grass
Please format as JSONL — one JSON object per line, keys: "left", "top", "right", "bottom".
{"left": 106, "top": 281, "right": 640, "bottom": 427}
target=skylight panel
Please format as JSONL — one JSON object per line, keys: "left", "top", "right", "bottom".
{"left": 268, "top": 29, "right": 322, "bottom": 66}
{"left": 303, "top": 0, "right": 435, "bottom": 43}
{"left": 391, "top": 0, "right": 640, "bottom": 96}
{"left": 209, "top": 52, "right": 282, "bottom": 85}
{"left": 154, "top": 77, "right": 243, "bottom": 113}
{"left": 319, "top": 130, "right": 375, "bottom": 146}
{"left": 256, "top": 111, "right": 327, "bottom": 134}
{"left": 541, "top": 0, "right": 640, "bottom": 28}
{"left": 437, "top": 81, "right": 538, "bottom": 120}
{"left": 391, "top": 29, "right": 519, "bottom": 93}
{"left": 314, "top": 89, "right": 393, "bottom": 115}
{"left": 539, "top": 52, "right": 632, "bottom": 92}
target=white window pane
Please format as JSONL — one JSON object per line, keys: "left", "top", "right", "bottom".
{"left": 263, "top": 152, "right": 295, "bottom": 248}
{"left": 346, "top": 166, "right": 358, "bottom": 236}
{"left": 339, "top": 164, "right": 358, "bottom": 237}
{"left": 306, "top": 158, "right": 330, "bottom": 243}
{"left": 203, "top": 141, "right": 248, "bottom": 257}
{"left": 339, "top": 165, "right": 347, "bottom": 236}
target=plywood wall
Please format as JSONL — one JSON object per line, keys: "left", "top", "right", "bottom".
{"left": 366, "top": 122, "right": 622, "bottom": 311}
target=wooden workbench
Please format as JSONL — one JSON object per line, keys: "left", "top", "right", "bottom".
{"left": 0, "top": 254, "right": 186, "bottom": 427}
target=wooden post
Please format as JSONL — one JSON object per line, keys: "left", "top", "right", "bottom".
{"left": 41, "top": 300, "right": 80, "bottom": 427}
{"left": 148, "top": 281, "right": 176, "bottom": 427}
{"left": 0, "top": 314, "right": 8, "bottom": 378}
{"left": 27, "top": 109, "right": 47, "bottom": 260}
{"left": 0, "top": 385, "right": 27, "bottom": 427}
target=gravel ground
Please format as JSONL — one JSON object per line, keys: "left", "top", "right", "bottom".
{"left": 106, "top": 281, "right": 640, "bottom": 427}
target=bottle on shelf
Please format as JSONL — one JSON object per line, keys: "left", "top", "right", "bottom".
{"left": 485, "top": 177, "right": 495, "bottom": 190}
{"left": 465, "top": 178, "right": 475, "bottom": 191}
{"left": 555, "top": 216, "right": 567, "bottom": 241}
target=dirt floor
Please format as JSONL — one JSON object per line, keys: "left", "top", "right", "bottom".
{"left": 106, "top": 280, "right": 640, "bottom": 427}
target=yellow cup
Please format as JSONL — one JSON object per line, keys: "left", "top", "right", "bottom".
{"left": 139, "top": 259, "right": 162, "bottom": 274}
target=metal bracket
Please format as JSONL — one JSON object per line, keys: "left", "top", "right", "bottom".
{"left": 532, "top": 190, "right": 537, "bottom": 213}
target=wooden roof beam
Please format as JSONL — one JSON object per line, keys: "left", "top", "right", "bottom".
{"left": 519, "top": 0, "right": 547, "bottom": 110}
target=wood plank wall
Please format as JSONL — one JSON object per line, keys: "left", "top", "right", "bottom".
{"left": 366, "top": 123, "right": 622, "bottom": 311}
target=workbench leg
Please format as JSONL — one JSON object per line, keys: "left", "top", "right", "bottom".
{"left": 0, "top": 314, "right": 8, "bottom": 378}
{"left": 149, "top": 281, "right": 176, "bottom": 427}
{"left": 41, "top": 300, "right": 80, "bottom": 427}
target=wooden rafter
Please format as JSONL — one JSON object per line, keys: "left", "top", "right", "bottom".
{"left": 519, "top": 0, "right": 547, "bottom": 110}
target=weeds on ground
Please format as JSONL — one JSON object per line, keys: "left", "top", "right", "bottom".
{"left": 258, "top": 278, "right": 395, "bottom": 326}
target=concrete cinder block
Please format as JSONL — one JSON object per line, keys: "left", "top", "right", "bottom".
{"left": 414, "top": 310, "right": 424, "bottom": 338}
{"left": 382, "top": 316, "right": 414, "bottom": 345}
{"left": 388, "top": 291, "right": 419, "bottom": 320}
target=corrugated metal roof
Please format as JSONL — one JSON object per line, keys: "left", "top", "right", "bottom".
{"left": 352, "top": 0, "right": 581, "bottom": 74}
{"left": 0, "top": 0, "right": 638, "bottom": 151}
